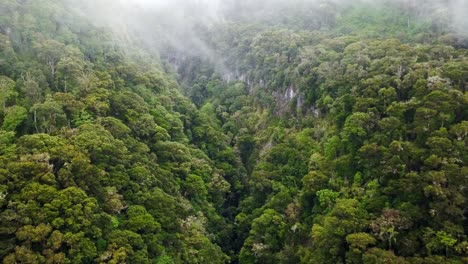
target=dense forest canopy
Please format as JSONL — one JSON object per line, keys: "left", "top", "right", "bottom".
{"left": 0, "top": 0, "right": 467, "bottom": 263}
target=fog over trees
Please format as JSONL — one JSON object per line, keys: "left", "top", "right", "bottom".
{"left": 0, "top": 0, "right": 467, "bottom": 263}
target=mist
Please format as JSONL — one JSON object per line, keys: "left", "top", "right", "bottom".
{"left": 450, "top": 0, "right": 468, "bottom": 35}
{"left": 66, "top": 0, "right": 468, "bottom": 65}
{"left": 69, "top": 0, "right": 226, "bottom": 54}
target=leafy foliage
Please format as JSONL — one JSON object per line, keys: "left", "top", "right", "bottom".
{"left": 0, "top": 0, "right": 467, "bottom": 263}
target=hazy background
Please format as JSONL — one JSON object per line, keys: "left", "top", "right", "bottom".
{"left": 67, "top": 0, "right": 468, "bottom": 60}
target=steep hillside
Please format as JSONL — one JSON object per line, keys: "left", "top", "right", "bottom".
{"left": 0, "top": 1, "right": 467, "bottom": 264}
{"left": 0, "top": 1, "right": 240, "bottom": 263}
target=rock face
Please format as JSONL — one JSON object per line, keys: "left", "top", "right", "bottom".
{"left": 285, "top": 85, "right": 296, "bottom": 100}
{"left": 221, "top": 68, "right": 306, "bottom": 115}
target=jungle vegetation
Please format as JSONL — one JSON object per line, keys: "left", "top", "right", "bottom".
{"left": 0, "top": 0, "right": 466, "bottom": 263}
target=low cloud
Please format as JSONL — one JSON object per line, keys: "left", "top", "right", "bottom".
{"left": 66, "top": 0, "right": 468, "bottom": 62}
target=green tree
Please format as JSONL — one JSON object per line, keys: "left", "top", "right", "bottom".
{"left": 34, "top": 39, "right": 66, "bottom": 89}
{"left": 0, "top": 76, "right": 15, "bottom": 112}
{"left": 31, "top": 96, "right": 66, "bottom": 133}
{"left": 2, "top": 106, "right": 27, "bottom": 132}
{"left": 346, "top": 232, "right": 376, "bottom": 263}
{"left": 370, "top": 209, "right": 411, "bottom": 250}
{"left": 239, "top": 209, "right": 287, "bottom": 263}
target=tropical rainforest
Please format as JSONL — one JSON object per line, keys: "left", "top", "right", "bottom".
{"left": 0, "top": 0, "right": 467, "bottom": 263}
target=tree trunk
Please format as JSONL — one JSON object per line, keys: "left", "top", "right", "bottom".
{"left": 34, "top": 110, "right": 39, "bottom": 133}
{"left": 49, "top": 59, "right": 56, "bottom": 89}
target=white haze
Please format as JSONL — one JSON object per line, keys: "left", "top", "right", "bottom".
{"left": 450, "top": 0, "right": 468, "bottom": 35}
{"left": 67, "top": 0, "right": 468, "bottom": 61}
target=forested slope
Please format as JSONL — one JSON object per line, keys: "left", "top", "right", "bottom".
{"left": 0, "top": 1, "right": 239, "bottom": 263}
{"left": 0, "top": 0, "right": 467, "bottom": 264}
